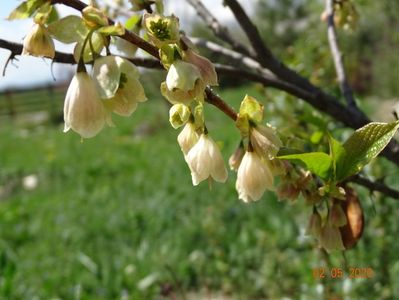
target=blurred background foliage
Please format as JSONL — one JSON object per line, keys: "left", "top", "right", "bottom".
{"left": 1, "top": 0, "right": 399, "bottom": 299}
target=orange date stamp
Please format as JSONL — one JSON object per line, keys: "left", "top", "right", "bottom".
{"left": 312, "top": 267, "right": 374, "bottom": 279}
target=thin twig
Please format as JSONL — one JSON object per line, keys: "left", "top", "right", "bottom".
{"left": 185, "top": 0, "right": 254, "bottom": 58}
{"left": 2, "top": 52, "right": 14, "bottom": 76}
{"left": 0, "top": 38, "right": 163, "bottom": 68}
{"left": 191, "top": 37, "right": 274, "bottom": 77}
{"left": 223, "top": 0, "right": 316, "bottom": 92}
{"left": 325, "top": 0, "right": 357, "bottom": 108}
{"left": 350, "top": 175, "right": 399, "bottom": 200}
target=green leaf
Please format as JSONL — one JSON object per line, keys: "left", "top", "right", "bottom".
{"left": 125, "top": 15, "right": 141, "bottom": 30}
{"left": 310, "top": 130, "right": 324, "bottom": 144}
{"left": 46, "top": 6, "right": 59, "bottom": 24}
{"left": 335, "top": 121, "right": 399, "bottom": 181}
{"left": 155, "top": 0, "right": 164, "bottom": 14}
{"left": 33, "top": 2, "right": 52, "bottom": 24}
{"left": 328, "top": 133, "right": 346, "bottom": 181}
{"left": 48, "top": 16, "right": 88, "bottom": 44}
{"left": 278, "top": 152, "right": 332, "bottom": 180}
{"left": 7, "top": 0, "right": 47, "bottom": 20}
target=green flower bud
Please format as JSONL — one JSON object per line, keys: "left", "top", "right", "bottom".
{"left": 22, "top": 23, "right": 55, "bottom": 59}
{"left": 162, "top": 80, "right": 205, "bottom": 104}
{"left": 236, "top": 95, "right": 264, "bottom": 137}
{"left": 82, "top": 6, "right": 109, "bottom": 29}
{"left": 169, "top": 104, "right": 190, "bottom": 129}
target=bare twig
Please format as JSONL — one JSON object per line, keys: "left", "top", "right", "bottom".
{"left": 185, "top": 0, "right": 254, "bottom": 58}
{"left": 223, "top": 0, "right": 317, "bottom": 92}
{"left": 205, "top": 87, "right": 237, "bottom": 121}
{"left": 350, "top": 175, "right": 399, "bottom": 200}
{"left": 325, "top": 0, "right": 357, "bottom": 108}
{"left": 191, "top": 37, "right": 274, "bottom": 77}
{"left": 51, "top": 0, "right": 160, "bottom": 58}
{"left": 0, "top": 38, "right": 163, "bottom": 69}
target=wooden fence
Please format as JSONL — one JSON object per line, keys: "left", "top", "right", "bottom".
{"left": 0, "top": 83, "right": 68, "bottom": 122}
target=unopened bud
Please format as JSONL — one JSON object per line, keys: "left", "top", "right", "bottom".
{"left": 339, "top": 187, "right": 364, "bottom": 249}
{"left": 82, "top": 6, "right": 109, "bottom": 29}
{"left": 169, "top": 104, "right": 190, "bottom": 129}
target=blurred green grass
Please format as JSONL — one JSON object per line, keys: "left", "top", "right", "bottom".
{"left": 1, "top": 85, "right": 399, "bottom": 299}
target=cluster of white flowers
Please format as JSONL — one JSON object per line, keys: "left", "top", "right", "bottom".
{"left": 21, "top": 6, "right": 285, "bottom": 205}
{"left": 64, "top": 56, "right": 146, "bottom": 138}
{"left": 9, "top": 0, "right": 377, "bottom": 254}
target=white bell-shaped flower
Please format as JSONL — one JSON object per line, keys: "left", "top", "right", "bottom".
{"left": 186, "top": 133, "right": 228, "bottom": 185}
{"left": 166, "top": 60, "right": 202, "bottom": 92}
{"left": 22, "top": 23, "right": 55, "bottom": 58}
{"left": 93, "top": 56, "right": 146, "bottom": 118}
{"left": 177, "top": 122, "right": 199, "bottom": 156}
{"left": 63, "top": 72, "right": 106, "bottom": 138}
{"left": 236, "top": 151, "right": 274, "bottom": 203}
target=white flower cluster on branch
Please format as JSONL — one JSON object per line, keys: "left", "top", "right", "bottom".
{"left": 2, "top": 0, "right": 399, "bottom": 254}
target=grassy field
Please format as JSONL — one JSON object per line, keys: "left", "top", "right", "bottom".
{"left": 1, "top": 85, "right": 399, "bottom": 299}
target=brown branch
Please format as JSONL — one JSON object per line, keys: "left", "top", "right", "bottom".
{"left": 0, "top": 38, "right": 163, "bottom": 69}
{"left": 185, "top": 0, "right": 254, "bottom": 58}
{"left": 325, "top": 0, "right": 357, "bottom": 108}
{"left": 221, "top": 0, "right": 399, "bottom": 166}
{"left": 1, "top": 38, "right": 398, "bottom": 200}
{"left": 191, "top": 37, "right": 273, "bottom": 77}
{"left": 3, "top": 0, "right": 399, "bottom": 166}
{"left": 51, "top": 0, "right": 159, "bottom": 58}
{"left": 350, "top": 175, "right": 399, "bottom": 200}
{"left": 223, "top": 0, "right": 317, "bottom": 93}
{"left": 205, "top": 88, "right": 237, "bottom": 121}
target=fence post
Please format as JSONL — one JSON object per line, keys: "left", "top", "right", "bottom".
{"left": 5, "top": 89, "right": 16, "bottom": 119}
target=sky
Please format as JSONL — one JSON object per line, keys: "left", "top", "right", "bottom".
{"left": 0, "top": 0, "right": 255, "bottom": 91}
